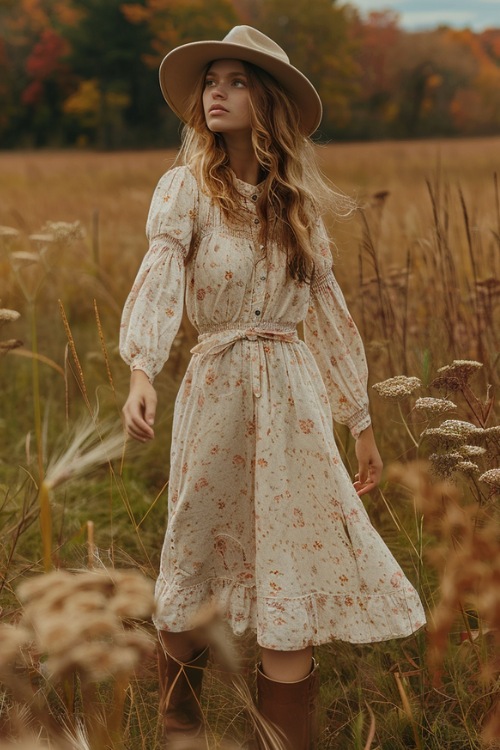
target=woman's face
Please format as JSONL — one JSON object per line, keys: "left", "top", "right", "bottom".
{"left": 202, "top": 59, "right": 252, "bottom": 136}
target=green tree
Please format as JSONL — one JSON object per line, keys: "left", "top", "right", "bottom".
{"left": 62, "top": 0, "right": 156, "bottom": 148}
{"left": 123, "top": 0, "right": 239, "bottom": 142}
{"left": 251, "top": 0, "right": 360, "bottom": 137}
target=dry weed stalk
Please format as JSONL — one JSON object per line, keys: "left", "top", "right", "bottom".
{"left": 389, "top": 461, "right": 500, "bottom": 742}
{"left": 0, "top": 568, "right": 155, "bottom": 750}
{"left": 0, "top": 305, "right": 22, "bottom": 356}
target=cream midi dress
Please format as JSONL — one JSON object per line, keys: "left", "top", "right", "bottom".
{"left": 120, "top": 166, "right": 426, "bottom": 650}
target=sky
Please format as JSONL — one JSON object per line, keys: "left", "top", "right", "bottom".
{"left": 350, "top": 0, "right": 500, "bottom": 31}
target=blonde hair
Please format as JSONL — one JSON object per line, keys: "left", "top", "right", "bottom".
{"left": 177, "top": 61, "right": 353, "bottom": 282}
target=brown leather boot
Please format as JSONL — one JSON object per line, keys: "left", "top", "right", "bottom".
{"left": 256, "top": 660, "right": 319, "bottom": 750}
{"left": 158, "top": 643, "right": 209, "bottom": 744}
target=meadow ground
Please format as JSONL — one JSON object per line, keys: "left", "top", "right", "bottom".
{"left": 0, "top": 138, "right": 499, "bottom": 749}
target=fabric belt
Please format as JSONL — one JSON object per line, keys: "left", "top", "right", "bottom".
{"left": 190, "top": 325, "right": 298, "bottom": 398}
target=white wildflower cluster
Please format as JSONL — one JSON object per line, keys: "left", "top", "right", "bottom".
{"left": 17, "top": 568, "right": 155, "bottom": 682}
{"left": 422, "top": 419, "right": 480, "bottom": 448}
{"left": 0, "top": 305, "right": 22, "bottom": 355}
{"left": 0, "top": 225, "right": 20, "bottom": 238}
{"left": 431, "top": 359, "right": 483, "bottom": 390}
{"left": 428, "top": 452, "right": 465, "bottom": 478}
{"left": 460, "top": 445, "right": 486, "bottom": 457}
{"left": 40, "top": 220, "right": 85, "bottom": 243}
{"left": 372, "top": 375, "right": 421, "bottom": 400}
{"left": 423, "top": 421, "right": 487, "bottom": 479}
{"left": 0, "top": 308, "right": 20, "bottom": 325}
{"left": 0, "top": 225, "right": 21, "bottom": 255}
{"left": 479, "top": 468, "right": 500, "bottom": 490}
{"left": 414, "top": 397, "right": 457, "bottom": 414}
{"left": 455, "top": 460, "right": 480, "bottom": 476}
{"left": 29, "top": 232, "right": 57, "bottom": 245}
{"left": 484, "top": 426, "right": 500, "bottom": 439}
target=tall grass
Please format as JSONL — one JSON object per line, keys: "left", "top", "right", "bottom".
{"left": 0, "top": 138, "right": 499, "bottom": 748}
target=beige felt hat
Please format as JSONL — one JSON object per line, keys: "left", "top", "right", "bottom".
{"left": 159, "top": 25, "right": 323, "bottom": 136}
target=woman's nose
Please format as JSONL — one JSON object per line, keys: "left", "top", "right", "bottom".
{"left": 212, "top": 84, "right": 227, "bottom": 98}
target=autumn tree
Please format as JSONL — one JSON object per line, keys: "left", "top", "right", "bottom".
{"left": 450, "top": 29, "right": 500, "bottom": 135}
{"left": 247, "top": 0, "right": 360, "bottom": 137}
{"left": 348, "top": 10, "right": 403, "bottom": 138}
{"left": 122, "top": 0, "right": 238, "bottom": 142}
{"left": 0, "top": 0, "right": 59, "bottom": 145}
{"left": 61, "top": 0, "right": 155, "bottom": 147}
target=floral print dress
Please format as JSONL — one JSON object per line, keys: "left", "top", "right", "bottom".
{"left": 120, "top": 166, "right": 425, "bottom": 650}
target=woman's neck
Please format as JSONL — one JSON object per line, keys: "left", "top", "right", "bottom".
{"left": 223, "top": 135, "right": 260, "bottom": 186}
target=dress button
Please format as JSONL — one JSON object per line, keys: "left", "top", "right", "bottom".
{"left": 255, "top": 309, "right": 261, "bottom": 316}
{"left": 254, "top": 218, "right": 259, "bottom": 225}
{"left": 260, "top": 275, "right": 266, "bottom": 281}
{"left": 251, "top": 194, "right": 258, "bottom": 201}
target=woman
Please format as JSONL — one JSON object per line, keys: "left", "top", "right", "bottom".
{"left": 120, "top": 25, "right": 425, "bottom": 750}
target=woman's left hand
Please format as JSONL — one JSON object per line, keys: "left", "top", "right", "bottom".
{"left": 353, "top": 425, "right": 383, "bottom": 497}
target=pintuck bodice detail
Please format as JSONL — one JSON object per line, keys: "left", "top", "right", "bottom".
{"left": 120, "top": 166, "right": 426, "bottom": 649}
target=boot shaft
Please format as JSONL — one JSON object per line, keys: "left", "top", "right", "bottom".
{"left": 256, "top": 660, "right": 319, "bottom": 750}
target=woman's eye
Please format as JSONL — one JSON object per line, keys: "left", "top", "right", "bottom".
{"left": 205, "top": 79, "right": 215, "bottom": 87}
{"left": 233, "top": 79, "right": 246, "bottom": 87}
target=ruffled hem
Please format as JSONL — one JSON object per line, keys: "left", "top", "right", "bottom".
{"left": 153, "top": 576, "right": 426, "bottom": 650}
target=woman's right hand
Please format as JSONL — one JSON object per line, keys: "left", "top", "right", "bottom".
{"left": 122, "top": 370, "right": 157, "bottom": 442}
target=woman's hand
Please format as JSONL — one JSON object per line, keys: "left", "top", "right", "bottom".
{"left": 122, "top": 370, "right": 157, "bottom": 442}
{"left": 353, "top": 425, "right": 383, "bottom": 497}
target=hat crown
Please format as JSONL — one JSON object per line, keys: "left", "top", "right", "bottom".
{"left": 222, "top": 25, "right": 290, "bottom": 66}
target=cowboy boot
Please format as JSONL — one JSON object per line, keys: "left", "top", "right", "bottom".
{"left": 158, "top": 642, "right": 209, "bottom": 744}
{"left": 255, "top": 660, "right": 319, "bottom": 750}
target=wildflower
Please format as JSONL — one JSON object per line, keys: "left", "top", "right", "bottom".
{"left": 0, "top": 224, "right": 20, "bottom": 236}
{"left": 429, "top": 452, "right": 463, "bottom": 478}
{"left": 18, "top": 569, "right": 155, "bottom": 682}
{"left": 455, "top": 461, "right": 479, "bottom": 475}
{"left": 431, "top": 359, "right": 483, "bottom": 390}
{"left": 10, "top": 250, "right": 40, "bottom": 266}
{"left": 0, "top": 308, "right": 20, "bottom": 324}
{"left": 479, "top": 469, "right": 500, "bottom": 489}
{"left": 440, "top": 420, "right": 480, "bottom": 437}
{"left": 41, "top": 220, "right": 85, "bottom": 243}
{"left": 460, "top": 445, "right": 486, "bottom": 457}
{"left": 372, "top": 375, "right": 421, "bottom": 400}
{"left": 414, "top": 397, "right": 456, "bottom": 414}
{"left": 423, "top": 420, "right": 480, "bottom": 450}
{"left": 484, "top": 426, "right": 500, "bottom": 439}
{"left": 29, "top": 233, "right": 56, "bottom": 245}
{"left": 0, "top": 226, "right": 20, "bottom": 252}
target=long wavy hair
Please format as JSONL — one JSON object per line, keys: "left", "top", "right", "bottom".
{"left": 176, "top": 61, "right": 354, "bottom": 282}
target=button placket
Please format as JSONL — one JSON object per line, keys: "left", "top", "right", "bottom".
{"left": 252, "top": 256, "right": 267, "bottom": 318}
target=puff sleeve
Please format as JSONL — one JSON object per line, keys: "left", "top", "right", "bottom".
{"left": 304, "top": 217, "right": 371, "bottom": 439}
{"left": 119, "top": 166, "right": 198, "bottom": 382}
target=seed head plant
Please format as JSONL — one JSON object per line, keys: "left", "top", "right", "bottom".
{"left": 0, "top": 569, "right": 155, "bottom": 750}
{"left": 374, "top": 355, "right": 499, "bottom": 744}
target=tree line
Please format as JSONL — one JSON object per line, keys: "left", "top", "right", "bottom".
{"left": 1, "top": 0, "right": 500, "bottom": 149}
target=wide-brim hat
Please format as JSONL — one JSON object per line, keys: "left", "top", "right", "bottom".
{"left": 159, "top": 25, "right": 322, "bottom": 136}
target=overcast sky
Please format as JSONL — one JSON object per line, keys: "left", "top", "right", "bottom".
{"left": 349, "top": 0, "right": 500, "bottom": 30}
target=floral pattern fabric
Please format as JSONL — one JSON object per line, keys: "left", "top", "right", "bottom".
{"left": 120, "top": 166, "right": 425, "bottom": 649}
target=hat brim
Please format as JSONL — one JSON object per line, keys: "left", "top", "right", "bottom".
{"left": 159, "top": 40, "right": 322, "bottom": 136}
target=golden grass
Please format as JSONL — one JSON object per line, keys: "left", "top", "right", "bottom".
{"left": 0, "top": 137, "right": 499, "bottom": 748}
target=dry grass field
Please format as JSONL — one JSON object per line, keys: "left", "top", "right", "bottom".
{"left": 0, "top": 138, "right": 499, "bottom": 749}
